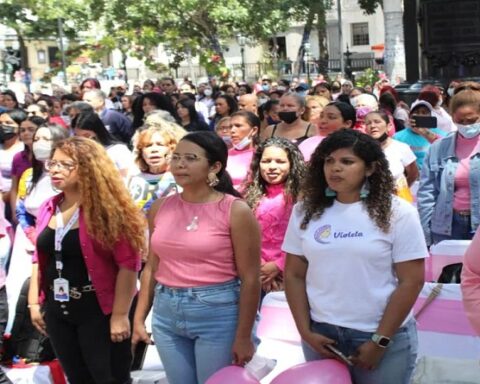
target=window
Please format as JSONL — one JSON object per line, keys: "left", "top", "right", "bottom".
{"left": 37, "top": 49, "right": 46, "bottom": 64}
{"left": 352, "top": 23, "right": 369, "bottom": 46}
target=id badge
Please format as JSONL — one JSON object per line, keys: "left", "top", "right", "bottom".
{"left": 53, "top": 278, "right": 70, "bottom": 302}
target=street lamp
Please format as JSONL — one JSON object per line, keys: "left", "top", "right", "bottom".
{"left": 236, "top": 34, "right": 247, "bottom": 81}
{"left": 304, "top": 42, "right": 311, "bottom": 84}
{"left": 344, "top": 44, "right": 353, "bottom": 80}
{"left": 0, "top": 38, "right": 21, "bottom": 85}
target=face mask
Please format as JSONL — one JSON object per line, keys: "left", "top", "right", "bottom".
{"left": 267, "top": 116, "right": 280, "bottom": 125}
{"left": 32, "top": 141, "right": 53, "bottom": 161}
{"left": 233, "top": 135, "right": 252, "bottom": 150}
{"left": 437, "top": 99, "right": 443, "bottom": 107}
{"left": 457, "top": 122, "right": 480, "bottom": 139}
{"left": 376, "top": 132, "right": 389, "bottom": 143}
{"left": 204, "top": 89, "right": 212, "bottom": 97}
{"left": 258, "top": 97, "right": 269, "bottom": 106}
{"left": 221, "top": 136, "right": 232, "bottom": 146}
{"left": 447, "top": 87, "right": 455, "bottom": 97}
{"left": 277, "top": 86, "right": 287, "bottom": 92}
{"left": 0, "top": 125, "right": 17, "bottom": 143}
{"left": 262, "top": 84, "right": 270, "bottom": 92}
{"left": 350, "top": 97, "right": 357, "bottom": 108}
{"left": 278, "top": 111, "right": 298, "bottom": 124}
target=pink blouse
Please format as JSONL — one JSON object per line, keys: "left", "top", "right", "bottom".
{"left": 461, "top": 229, "right": 480, "bottom": 335}
{"left": 255, "top": 184, "right": 293, "bottom": 271}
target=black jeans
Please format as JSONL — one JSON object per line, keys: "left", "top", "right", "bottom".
{"left": 0, "top": 287, "right": 13, "bottom": 384}
{"left": 44, "top": 292, "right": 132, "bottom": 384}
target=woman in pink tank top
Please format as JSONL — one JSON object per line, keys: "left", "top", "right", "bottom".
{"left": 133, "top": 131, "right": 261, "bottom": 384}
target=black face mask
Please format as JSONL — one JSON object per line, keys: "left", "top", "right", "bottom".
{"left": 267, "top": 116, "right": 281, "bottom": 125}
{"left": 376, "top": 132, "right": 389, "bottom": 143}
{"left": 0, "top": 125, "right": 17, "bottom": 143}
{"left": 278, "top": 111, "right": 298, "bottom": 124}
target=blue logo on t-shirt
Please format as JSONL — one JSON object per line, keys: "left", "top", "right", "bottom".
{"left": 314, "top": 225, "right": 332, "bottom": 244}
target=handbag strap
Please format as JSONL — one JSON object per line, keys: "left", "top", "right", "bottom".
{"left": 414, "top": 283, "right": 443, "bottom": 319}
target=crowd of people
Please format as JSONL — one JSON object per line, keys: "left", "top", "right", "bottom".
{"left": 0, "top": 73, "right": 479, "bottom": 384}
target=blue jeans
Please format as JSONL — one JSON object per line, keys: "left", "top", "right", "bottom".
{"left": 151, "top": 279, "right": 241, "bottom": 384}
{"left": 302, "top": 319, "right": 418, "bottom": 384}
{"left": 432, "top": 212, "right": 475, "bottom": 244}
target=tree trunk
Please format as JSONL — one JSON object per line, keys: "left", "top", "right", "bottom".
{"left": 14, "top": 29, "right": 29, "bottom": 70}
{"left": 316, "top": 1, "right": 329, "bottom": 75}
{"left": 295, "top": 6, "right": 316, "bottom": 77}
{"left": 382, "top": 0, "right": 406, "bottom": 83}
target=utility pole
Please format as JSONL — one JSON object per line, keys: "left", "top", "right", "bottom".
{"left": 338, "top": 0, "right": 344, "bottom": 75}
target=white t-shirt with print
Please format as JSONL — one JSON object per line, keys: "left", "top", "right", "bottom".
{"left": 282, "top": 196, "right": 427, "bottom": 332}
{"left": 384, "top": 139, "right": 416, "bottom": 181}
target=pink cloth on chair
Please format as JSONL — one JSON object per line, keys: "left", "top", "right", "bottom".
{"left": 461, "top": 230, "right": 480, "bottom": 335}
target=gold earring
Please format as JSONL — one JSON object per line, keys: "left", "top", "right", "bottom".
{"left": 207, "top": 172, "right": 219, "bottom": 187}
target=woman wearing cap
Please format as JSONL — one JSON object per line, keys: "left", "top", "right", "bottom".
{"left": 261, "top": 93, "right": 314, "bottom": 146}
{"left": 393, "top": 100, "right": 447, "bottom": 170}
{"left": 418, "top": 86, "right": 480, "bottom": 246}
{"left": 418, "top": 85, "right": 456, "bottom": 134}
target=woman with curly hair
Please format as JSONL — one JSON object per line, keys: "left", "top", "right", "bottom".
{"left": 128, "top": 126, "right": 183, "bottom": 212}
{"left": 283, "top": 129, "right": 427, "bottom": 384}
{"left": 28, "top": 137, "right": 146, "bottom": 384}
{"left": 244, "top": 137, "right": 305, "bottom": 293}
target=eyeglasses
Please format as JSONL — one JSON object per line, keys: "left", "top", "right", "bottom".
{"left": 170, "top": 154, "right": 206, "bottom": 163}
{"left": 44, "top": 160, "right": 77, "bottom": 172}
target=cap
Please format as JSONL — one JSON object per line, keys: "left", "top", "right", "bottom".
{"left": 410, "top": 100, "right": 433, "bottom": 114}
{"left": 295, "top": 83, "right": 310, "bottom": 92}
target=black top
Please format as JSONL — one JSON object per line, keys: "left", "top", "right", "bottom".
{"left": 184, "top": 119, "right": 210, "bottom": 132}
{"left": 36, "top": 227, "right": 91, "bottom": 287}
{"left": 271, "top": 123, "right": 313, "bottom": 145}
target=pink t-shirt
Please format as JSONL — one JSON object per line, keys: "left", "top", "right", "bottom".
{"left": 151, "top": 193, "right": 238, "bottom": 287}
{"left": 255, "top": 184, "right": 293, "bottom": 271}
{"left": 461, "top": 228, "right": 480, "bottom": 335}
{"left": 453, "top": 134, "right": 480, "bottom": 211}
{"left": 226, "top": 148, "right": 254, "bottom": 190}
{"left": 298, "top": 135, "right": 325, "bottom": 162}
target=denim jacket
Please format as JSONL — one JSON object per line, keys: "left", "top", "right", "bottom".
{"left": 418, "top": 133, "right": 480, "bottom": 245}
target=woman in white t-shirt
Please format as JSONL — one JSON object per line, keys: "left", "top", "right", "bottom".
{"left": 283, "top": 129, "right": 427, "bottom": 384}
{"left": 365, "top": 110, "right": 418, "bottom": 203}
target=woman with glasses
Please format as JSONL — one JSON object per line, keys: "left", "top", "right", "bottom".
{"left": 29, "top": 137, "right": 146, "bottom": 384}
{"left": 128, "top": 126, "right": 184, "bottom": 212}
{"left": 72, "top": 111, "right": 133, "bottom": 179}
{"left": 418, "top": 85, "right": 480, "bottom": 246}
{"left": 133, "top": 131, "right": 260, "bottom": 384}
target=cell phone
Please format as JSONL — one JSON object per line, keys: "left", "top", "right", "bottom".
{"left": 131, "top": 336, "right": 152, "bottom": 371}
{"left": 325, "top": 344, "right": 354, "bottom": 366}
{"left": 412, "top": 115, "right": 437, "bottom": 129}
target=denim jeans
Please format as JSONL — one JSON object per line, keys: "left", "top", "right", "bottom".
{"left": 302, "top": 319, "right": 418, "bottom": 384}
{"left": 432, "top": 212, "right": 475, "bottom": 244}
{"left": 151, "top": 279, "right": 241, "bottom": 384}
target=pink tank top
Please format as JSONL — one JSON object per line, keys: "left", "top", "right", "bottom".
{"left": 151, "top": 193, "right": 239, "bottom": 287}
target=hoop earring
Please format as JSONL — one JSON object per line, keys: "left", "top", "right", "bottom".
{"left": 207, "top": 172, "right": 219, "bottom": 187}
{"left": 325, "top": 187, "right": 336, "bottom": 197}
{"left": 360, "top": 179, "right": 370, "bottom": 199}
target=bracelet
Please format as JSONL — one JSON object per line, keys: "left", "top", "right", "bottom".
{"left": 27, "top": 303, "right": 40, "bottom": 308}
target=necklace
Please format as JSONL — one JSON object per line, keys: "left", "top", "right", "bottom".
{"left": 186, "top": 216, "right": 199, "bottom": 231}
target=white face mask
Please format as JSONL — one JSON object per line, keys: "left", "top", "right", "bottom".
{"left": 204, "top": 89, "right": 212, "bottom": 97}
{"left": 233, "top": 135, "right": 252, "bottom": 150}
{"left": 447, "top": 87, "right": 455, "bottom": 97}
{"left": 437, "top": 98, "right": 443, "bottom": 107}
{"left": 32, "top": 141, "right": 52, "bottom": 161}
{"left": 457, "top": 122, "right": 480, "bottom": 139}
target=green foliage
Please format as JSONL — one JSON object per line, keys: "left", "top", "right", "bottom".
{"left": 357, "top": 0, "right": 382, "bottom": 14}
{"left": 355, "top": 67, "right": 381, "bottom": 88}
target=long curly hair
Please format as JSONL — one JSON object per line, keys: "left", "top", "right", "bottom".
{"left": 53, "top": 137, "right": 147, "bottom": 253}
{"left": 244, "top": 137, "right": 306, "bottom": 210}
{"left": 301, "top": 129, "right": 394, "bottom": 232}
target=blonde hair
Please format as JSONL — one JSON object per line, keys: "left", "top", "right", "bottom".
{"left": 135, "top": 126, "right": 180, "bottom": 172}
{"left": 303, "top": 95, "right": 330, "bottom": 121}
{"left": 53, "top": 137, "right": 147, "bottom": 253}
{"left": 450, "top": 83, "right": 480, "bottom": 115}
{"left": 215, "top": 116, "right": 232, "bottom": 132}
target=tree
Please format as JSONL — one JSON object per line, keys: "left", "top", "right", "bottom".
{"left": 0, "top": 0, "right": 96, "bottom": 69}
{"left": 98, "top": 0, "right": 293, "bottom": 77}
{"left": 358, "top": 0, "right": 406, "bottom": 82}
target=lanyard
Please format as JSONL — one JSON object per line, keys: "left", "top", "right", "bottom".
{"left": 54, "top": 205, "right": 79, "bottom": 276}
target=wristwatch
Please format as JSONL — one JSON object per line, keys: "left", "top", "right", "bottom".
{"left": 371, "top": 333, "right": 392, "bottom": 348}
